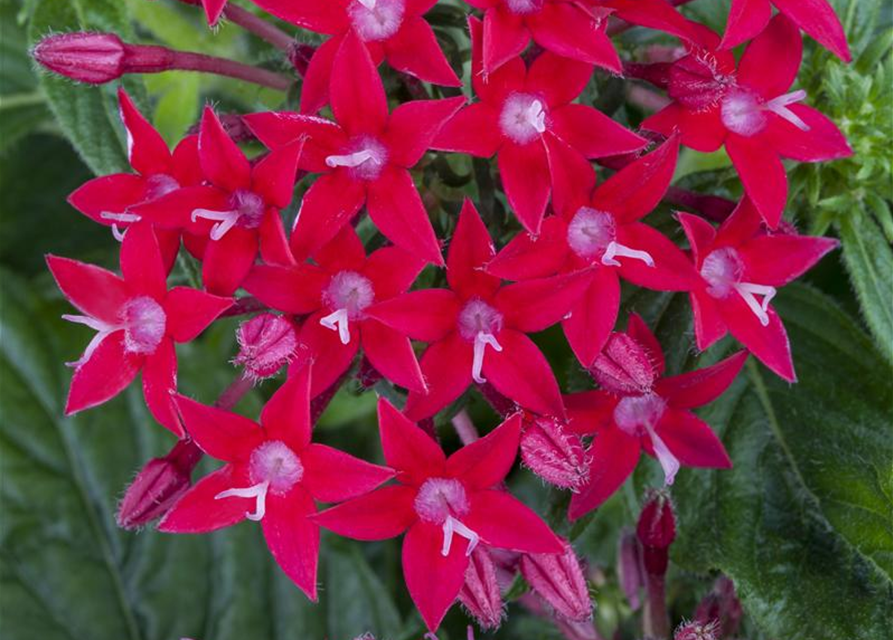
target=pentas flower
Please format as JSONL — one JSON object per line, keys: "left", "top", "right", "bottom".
{"left": 677, "top": 198, "right": 838, "bottom": 382}
{"left": 564, "top": 315, "right": 747, "bottom": 519}
{"left": 242, "top": 225, "right": 427, "bottom": 397}
{"left": 433, "top": 17, "right": 646, "bottom": 233}
{"left": 67, "top": 88, "right": 202, "bottom": 268}
{"left": 488, "top": 137, "right": 697, "bottom": 368}
{"left": 252, "top": 0, "right": 460, "bottom": 114}
{"left": 642, "top": 14, "right": 851, "bottom": 228}
{"left": 367, "top": 199, "right": 592, "bottom": 420}
{"left": 243, "top": 32, "right": 464, "bottom": 265}
{"left": 314, "top": 400, "right": 564, "bottom": 631}
{"left": 719, "top": 0, "right": 850, "bottom": 62}
{"left": 159, "top": 365, "right": 393, "bottom": 600}
{"left": 134, "top": 106, "right": 304, "bottom": 295}
{"left": 47, "top": 223, "right": 232, "bottom": 436}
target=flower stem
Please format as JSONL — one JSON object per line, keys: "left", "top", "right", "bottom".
{"left": 451, "top": 409, "right": 479, "bottom": 445}
{"left": 177, "top": 0, "right": 294, "bottom": 50}
{"left": 214, "top": 373, "right": 254, "bottom": 411}
{"left": 643, "top": 573, "right": 670, "bottom": 639}
{"left": 219, "top": 296, "right": 269, "bottom": 318}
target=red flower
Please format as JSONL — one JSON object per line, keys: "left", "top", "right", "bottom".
{"left": 244, "top": 32, "right": 464, "bottom": 265}
{"left": 564, "top": 315, "right": 746, "bottom": 519}
{"left": 253, "top": 0, "right": 460, "bottom": 114}
{"left": 243, "top": 225, "right": 427, "bottom": 396}
{"left": 642, "top": 15, "right": 851, "bottom": 228}
{"left": 134, "top": 106, "right": 304, "bottom": 295}
{"left": 367, "top": 199, "right": 592, "bottom": 420}
{"left": 433, "top": 17, "right": 646, "bottom": 233}
{"left": 720, "top": 0, "right": 851, "bottom": 62}
{"left": 67, "top": 88, "right": 201, "bottom": 269}
{"left": 314, "top": 400, "right": 563, "bottom": 631}
{"left": 158, "top": 365, "right": 394, "bottom": 600}
{"left": 200, "top": 0, "right": 228, "bottom": 25}
{"left": 677, "top": 198, "right": 838, "bottom": 382}
{"left": 488, "top": 137, "right": 698, "bottom": 367}
{"left": 47, "top": 223, "right": 232, "bottom": 436}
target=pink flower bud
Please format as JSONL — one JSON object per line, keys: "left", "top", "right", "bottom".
{"left": 458, "top": 547, "right": 504, "bottom": 629}
{"left": 617, "top": 529, "right": 646, "bottom": 611}
{"left": 695, "top": 576, "right": 742, "bottom": 637}
{"left": 637, "top": 490, "right": 676, "bottom": 576}
{"left": 116, "top": 440, "right": 202, "bottom": 529}
{"left": 33, "top": 32, "right": 127, "bottom": 84}
{"left": 520, "top": 542, "right": 592, "bottom": 621}
{"left": 674, "top": 620, "right": 720, "bottom": 640}
{"left": 591, "top": 332, "right": 657, "bottom": 395}
{"left": 233, "top": 313, "right": 297, "bottom": 381}
{"left": 520, "top": 414, "right": 589, "bottom": 490}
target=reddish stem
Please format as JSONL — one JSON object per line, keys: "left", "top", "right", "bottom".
{"left": 214, "top": 373, "right": 254, "bottom": 411}
{"left": 477, "top": 382, "right": 517, "bottom": 417}
{"left": 643, "top": 573, "right": 670, "bottom": 639}
{"left": 177, "top": 0, "right": 294, "bottom": 50}
{"left": 219, "top": 296, "right": 269, "bottom": 318}
{"left": 451, "top": 409, "right": 479, "bottom": 445}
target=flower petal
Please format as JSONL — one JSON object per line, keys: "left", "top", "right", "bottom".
{"left": 765, "top": 105, "right": 852, "bottom": 162}
{"left": 721, "top": 295, "right": 795, "bottom": 382}
{"left": 363, "top": 246, "right": 426, "bottom": 299}
{"left": 562, "top": 268, "right": 620, "bottom": 368}
{"left": 158, "top": 465, "right": 250, "bottom": 533}
{"left": 332, "top": 31, "right": 388, "bottom": 135}
{"left": 299, "top": 310, "right": 360, "bottom": 397}
{"left": 243, "top": 110, "right": 346, "bottom": 172}
{"left": 201, "top": 227, "right": 258, "bottom": 296}
{"left": 528, "top": 3, "right": 621, "bottom": 72}
{"left": 655, "top": 409, "right": 733, "bottom": 468}
{"left": 496, "top": 271, "right": 595, "bottom": 333}
{"left": 741, "top": 234, "right": 838, "bottom": 287}
{"left": 263, "top": 487, "right": 320, "bottom": 601}
{"left": 132, "top": 185, "right": 226, "bottom": 230}
{"left": 526, "top": 52, "right": 593, "bottom": 107}
{"left": 564, "top": 390, "right": 619, "bottom": 436}
{"left": 431, "top": 102, "right": 503, "bottom": 157}
{"left": 67, "top": 173, "right": 148, "bottom": 225}
{"left": 47, "top": 255, "right": 129, "bottom": 324}
{"left": 251, "top": 0, "right": 349, "bottom": 33}
{"left": 642, "top": 104, "right": 727, "bottom": 154}
{"left": 616, "top": 223, "right": 698, "bottom": 291}
{"left": 499, "top": 140, "right": 552, "bottom": 234}
{"left": 487, "top": 216, "right": 570, "bottom": 281}
{"left": 142, "top": 338, "right": 182, "bottom": 437}
{"left": 567, "top": 427, "right": 640, "bottom": 520}
{"left": 378, "top": 397, "right": 446, "bottom": 482}
{"left": 367, "top": 289, "right": 462, "bottom": 342}
{"left": 120, "top": 221, "right": 167, "bottom": 301}
{"left": 544, "top": 133, "right": 597, "bottom": 218}
{"left": 447, "top": 198, "right": 500, "bottom": 298}
{"left": 290, "top": 170, "right": 367, "bottom": 261}
{"left": 656, "top": 350, "right": 749, "bottom": 409}
{"left": 384, "top": 96, "right": 466, "bottom": 167}
{"left": 251, "top": 138, "right": 304, "bottom": 209}
{"left": 174, "top": 394, "right": 263, "bottom": 462}
{"left": 626, "top": 313, "right": 665, "bottom": 377}
{"left": 302, "top": 443, "right": 394, "bottom": 503}
{"left": 260, "top": 364, "right": 312, "bottom": 451}
{"left": 446, "top": 412, "right": 522, "bottom": 489}
{"left": 299, "top": 36, "right": 340, "bottom": 116}
{"left": 465, "top": 490, "right": 564, "bottom": 552}
{"left": 66, "top": 331, "right": 141, "bottom": 415}
{"left": 676, "top": 211, "right": 717, "bottom": 266}
{"left": 726, "top": 135, "right": 787, "bottom": 229}
{"left": 719, "top": 0, "right": 772, "bottom": 51}
{"left": 404, "top": 332, "right": 474, "bottom": 421}
{"left": 738, "top": 13, "right": 801, "bottom": 99}
{"left": 482, "top": 6, "right": 529, "bottom": 75}
{"left": 360, "top": 319, "right": 426, "bottom": 392}
{"left": 470, "top": 15, "right": 526, "bottom": 102}
{"left": 313, "top": 485, "right": 418, "bottom": 539}
{"left": 243, "top": 264, "right": 327, "bottom": 315}
{"left": 772, "top": 0, "right": 851, "bottom": 62}
{"left": 117, "top": 88, "right": 171, "bottom": 175}
{"left": 314, "top": 224, "right": 367, "bottom": 273}
{"left": 690, "top": 290, "right": 729, "bottom": 352}
{"left": 550, "top": 103, "right": 647, "bottom": 159}
{"left": 384, "top": 16, "right": 462, "bottom": 87}
{"left": 199, "top": 106, "right": 251, "bottom": 193}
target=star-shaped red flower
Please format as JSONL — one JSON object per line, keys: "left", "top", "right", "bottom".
{"left": 565, "top": 315, "right": 747, "bottom": 520}
{"left": 367, "top": 199, "right": 592, "bottom": 420}
{"left": 159, "top": 365, "right": 394, "bottom": 600}
{"left": 253, "top": 0, "right": 460, "bottom": 114}
{"left": 677, "top": 198, "right": 838, "bottom": 382}
{"left": 47, "top": 223, "right": 232, "bottom": 436}
{"left": 488, "top": 136, "right": 698, "bottom": 368}
{"left": 314, "top": 400, "right": 563, "bottom": 631}
{"left": 642, "top": 14, "right": 851, "bottom": 228}
{"left": 244, "top": 32, "right": 464, "bottom": 266}
{"left": 433, "top": 17, "right": 646, "bottom": 234}
{"left": 242, "top": 225, "right": 427, "bottom": 396}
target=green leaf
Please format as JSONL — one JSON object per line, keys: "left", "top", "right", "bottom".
{"left": 668, "top": 285, "right": 893, "bottom": 640}
{"left": 836, "top": 210, "right": 893, "bottom": 364}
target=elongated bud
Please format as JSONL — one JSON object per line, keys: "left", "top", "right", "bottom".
{"left": 694, "top": 576, "right": 742, "bottom": 637}
{"left": 617, "top": 528, "right": 646, "bottom": 610}
{"left": 637, "top": 489, "right": 676, "bottom": 576}
{"left": 458, "top": 546, "right": 504, "bottom": 629}
{"left": 674, "top": 620, "right": 719, "bottom": 640}
{"left": 33, "top": 32, "right": 127, "bottom": 83}
{"left": 591, "top": 332, "right": 657, "bottom": 394}
{"left": 233, "top": 313, "right": 297, "bottom": 381}
{"left": 117, "top": 440, "right": 202, "bottom": 529}
{"left": 520, "top": 414, "right": 589, "bottom": 490}
{"left": 520, "top": 542, "right": 592, "bottom": 621}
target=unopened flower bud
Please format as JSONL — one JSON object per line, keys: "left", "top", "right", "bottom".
{"left": 637, "top": 489, "right": 676, "bottom": 576}
{"left": 591, "top": 332, "right": 657, "bottom": 394}
{"left": 617, "top": 528, "right": 646, "bottom": 610}
{"left": 116, "top": 440, "right": 202, "bottom": 529}
{"left": 520, "top": 414, "right": 589, "bottom": 490}
{"left": 288, "top": 42, "right": 316, "bottom": 76}
{"left": 458, "top": 546, "right": 504, "bottom": 629}
{"left": 694, "top": 576, "right": 742, "bottom": 637}
{"left": 674, "top": 620, "right": 719, "bottom": 640}
{"left": 233, "top": 313, "right": 297, "bottom": 381}
{"left": 33, "top": 32, "right": 126, "bottom": 84}
{"left": 520, "top": 542, "right": 592, "bottom": 621}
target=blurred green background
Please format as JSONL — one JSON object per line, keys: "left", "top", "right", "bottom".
{"left": 1, "top": 1, "right": 891, "bottom": 639}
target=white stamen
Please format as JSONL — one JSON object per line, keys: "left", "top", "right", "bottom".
{"left": 441, "top": 516, "right": 479, "bottom": 557}
{"left": 215, "top": 480, "right": 271, "bottom": 521}
{"left": 472, "top": 331, "right": 502, "bottom": 384}
{"left": 111, "top": 224, "right": 126, "bottom": 242}
{"left": 325, "top": 149, "right": 376, "bottom": 169}
{"left": 525, "top": 100, "right": 546, "bottom": 133}
{"left": 191, "top": 208, "right": 240, "bottom": 241}
{"left": 319, "top": 308, "right": 351, "bottom": 345}
{"left": 357, "top": 0, "right": 376, "bottom": 8}
{"left": 734, "top": 282, "right": 777, "bottom": 327}
{"left": 601, "top": 241, "right": 655, "bottom": 268}
{"left": 645, "top": 424, "right": 680, "bottom": 486}
{"left": 765, "top": 90, "right": 809, "bottom": 131}
{"left": 61, "top": 314, "right": 121, "bottom": 367}
{"left": 100, "top": 211, "right": 142, "bottom": 223}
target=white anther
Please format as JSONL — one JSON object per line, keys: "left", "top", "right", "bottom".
{"left": 472, "top": 331, "right": 502, "bottom": 384}
{"left": 111, "top": 224, "right": 127, "bottom": 242}
{"left": 441, "top": 516, "right": 480, "bottom": 557}
{"left": 215, "top": 480, "right": 271, "bottom": 521}
{"left": 645, "top": 423, "right": 681, "bottom": 486}
{"left": 191, "top": 209, "right": 240, "bottom": 241}
{"left": 100, "top": 211, "right": 142, "bottom": 223}
{"left": 601, "top": 241, "right": 655, "bottom": 268}
{"left": 319, "top": 308, "right": 351, "bottom": 345}
{"left": 525, "top": 100, "right": 546, "bottom": 133}
{"left": 734, "top": 282, "right": 777, "bottom": 327}
{"left": 357, "top": 0, "right": 376, "bottom": 8}
{"left": 61, "top": 314, "right": 121, "bottom": 367}
{"left": 325, "top": 149, "right": 376, "bottom": 169}
{"left": 765, "top": 90, "right": 809, "bottom": 131}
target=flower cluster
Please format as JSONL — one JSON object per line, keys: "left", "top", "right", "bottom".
{"left": 35, "top": 0, "right": 850, "bottom": 634}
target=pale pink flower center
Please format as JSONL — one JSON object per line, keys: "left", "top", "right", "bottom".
{"left": 700, "top": 247, "right": 776, "bottom": 327}
{"left": 504, "top": 0, "right": 544, "bottom": 16}
{"left": 121, "top": 295, "right": 167, "bottom": 354}
{"left": 415, "top": 478, "right": 479, "bottom": 557}
{"left": 721, "top": 88, "right": 809, "bottom": 137}
{"left": 145, "top": 173, "right": 181, "bottom": 200}
{"left": 500, "top": 93, "right": 547, "bottom": 145}
{"left": 567, "top": 207, "right": 655, "bottom": 268}
{"left": 319, "top": 271, "right": 375, "bottom": 345}
{"left": 613, "top": 393, "right": 679, "bottom": 485}
{"left": 215, "top": 440, "right": 303, "bottom": 521}
{"left": 326, "top": 137, "right": 389, "bottom": 181}
{"left": 348, "top": 0, "right": 405, "bottom": 42}
{"left": 458, "top": 298, "right": 504, "bottom": 384}
{"left": 191, "top": 188, "right": 266, "bottom": 241}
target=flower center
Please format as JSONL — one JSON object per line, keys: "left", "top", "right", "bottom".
{"left": 567, "top": 207, "right": 655, "bottom": 268}
{"left": 668, "top": 53, "right": 735, "bottom": 112}
{"left": 503, "top": 0, "right": 544, "bottom": 15}
{"left": 720, "top": 88, "right": 809, "bottom": 137}
{"left": 458, "top": 299, "right": 504, "bottom": 384}
{"left": 121, "top": 295, "right": 166, "bottom": 355}
{"left": 319, "top": 271, "right": 375, "bottom": 345}
{"left": 325, "top": 137, "right": 389, "bottom": 181}
{"left": 500, "top": 93, "right": 547, "bottom": 145}
{"left": 348, "top": 0, "right": 405, "bottom": 42}
{"left": 613, "top": 393, "right": 679, "bottom": 485}
{"left": 191, "top": 188, "right": 266, "bottom": 241}
{"left": 415, "top": 478, "right": 479, "bottom": 557}
{"left": 700, "top": 247, "right": 776, "bottom": 326}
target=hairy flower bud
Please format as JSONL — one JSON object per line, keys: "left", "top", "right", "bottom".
{"left": 233, "top": 313, "right": 297, "bottom": 381}
{"left": 637, "top": 489, "right": 676, "bottom": 576}
{"left": 33, "top": 32, "right": 127, "bottom": 84}
{"left": 520, "top": 542, "right": 592, "bottom": 621}
{"left": 591, "top": 332, "right": 657, "bottom": 394}
{"left": 520, "top": 414, "right": 589, "bottom": 490}
{"left": 617, "top": 529, "right": 646, "bottom": 610}
{"left": 674, "top": 620, "right": 720, "bottom": 640}
{"left": 116, "top": 440, "right": 202, "bottom": 529}
{"left": 458, "top": 546, "right": 504, "bottom": 629}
